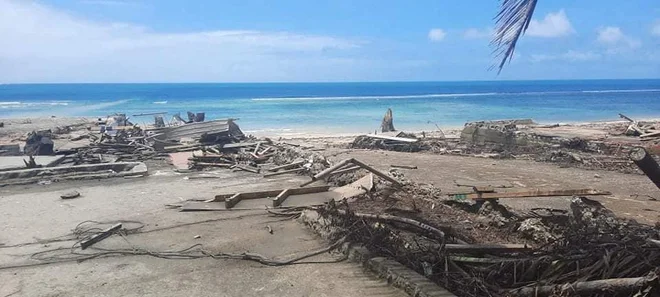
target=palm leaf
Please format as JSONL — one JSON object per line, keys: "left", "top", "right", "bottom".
{"left": 491, "top": 0, "right": 538, "bottom": 73}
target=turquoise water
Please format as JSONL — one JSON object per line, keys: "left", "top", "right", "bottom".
{"left": 0, "top": 80, "right": 659, "bottom": 134}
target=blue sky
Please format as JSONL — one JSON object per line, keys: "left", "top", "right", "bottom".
{"left": 1, "top": 0, "right": 659, "bottom": 83}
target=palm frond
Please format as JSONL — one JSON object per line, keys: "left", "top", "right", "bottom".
{"left": 491, "top": 0, "right": 538, "bottom": 73}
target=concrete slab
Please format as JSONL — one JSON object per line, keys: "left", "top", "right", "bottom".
{"left": 0, "top": 173, "right": 405, "bottom": 297}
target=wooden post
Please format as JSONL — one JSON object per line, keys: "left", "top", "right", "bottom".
{"left": 630, "top": 146, "right": 660, "bottom": 189}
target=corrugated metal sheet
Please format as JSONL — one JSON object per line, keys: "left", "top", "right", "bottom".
{"left": 148, "top": 119, "right": 242, "bottom": 142}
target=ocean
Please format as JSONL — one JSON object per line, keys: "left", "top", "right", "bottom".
{"left": 1, "top": 80, "right": 659, "bottom": 135}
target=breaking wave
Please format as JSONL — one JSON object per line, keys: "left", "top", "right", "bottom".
{"left": 252, "top": 93, "right": 498, "bottom": 101}
{"left": 0, "top": 101, "right": 70, "bottom": 108}
{"left": 251, "top": 89, "right": 660, "bottom": 101}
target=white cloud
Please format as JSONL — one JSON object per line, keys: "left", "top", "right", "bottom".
{"left": 652, "top": 20, "right": 660, "bottom": 37}
{"left": 527, "top": 10, "right": 574, "bottom": 37}
{"left": 530, "top": 50, "right": 601, "bottom": 62}
{"left": 428, "top": 28, "right": 446, "bottom": 42}
{"left": 597, "top": 26, "right": 624, "bottom": 44}
{"left": 596, "top": 26, "right": 641, "bottom": 51}
{"left": 462, "top": 28, "right": 493, "bottom": 39}
{"left": 0, "top": 0, "right": 362, "bottom": 82}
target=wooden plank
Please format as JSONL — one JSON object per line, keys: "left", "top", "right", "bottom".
{"left": 363, "top": 134, "right": 418, "bottom": 143}
{"left": 350, "top": 158, "right": 402, "bottom": 187}
{"left": 224, "top": 193, "right": 242, "bottom": 209}
{"left": 390, "top": 164, "right": 418, "bottom": 169}
{"left": 193, "top": 162, "right": 233, "bottom": 168}
{"left": 263, "top": 167, "right": 305, "bottom": 177}
{"left": 80, "top": 223, "right": 122, "bottom": 250}
{"left": 222, "top": 142, "right": 261, "bottom": 149}
{"left": 212, "top": 185, "right": 330, "bottom": 202}
{"left": 268, "top": 160, "right": 305, "bottom": 172}
{"left": 444, "top": 243, "right": 530, "bottom": 253}
{"left": 328, "top": 165, "right": 362, "bottom": 176}
{"left": 640, "top": 131, "right": 660, "bottom": 138}
{"left": 272, "top": 189, "right": 290, "bottom": 207}
{"left": 450, "top": 188, "right": 611, "bottom": 200}
{"left": 234, "top": 165, "right": 260, "bottom": 174}
{"left": 454, "top": 179, "right": 514, "bottom": 188}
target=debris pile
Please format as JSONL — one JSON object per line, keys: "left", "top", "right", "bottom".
{"left": 303, "top": 181, "right": 660, "bottom": 297}
{"left": 349, "top": 115, "right": 660, "bottom": 174}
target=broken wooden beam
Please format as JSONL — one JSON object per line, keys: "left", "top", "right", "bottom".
{"left": 80, "top": 223, "right": 122, "bottom": 250}
{"left": 193, "top": 162, "right": 233, "bottom": 168}
{"left": 272, "top": 189, "right": 290, "bottom": 207}
{"left": 234, "top": 165, "right": 260, "bottom": 174}
{"left": 224, "top": 193, "right": 243, "bottom": 209}
{"left": 619, "top": 113, "right": 636, "bottom": 123}
{"left": 640, "top": 131, "right": 660, "bottom": 138}
{"left": 630, "top": 146, "right": 660, "bottom": 189}
{"left": 212, "top": 185, "right": 330, "bottom": 204}
{"left": 300, "top": 158, "right": 401, "bottom": 187}
{"left": 450, "top": 188, "right": 611, "bottom": 200}
{"left": 328, "top": 165, "right": 361, "bottom": 176}
{"left": 350, "top": 158, "right": 402, "bottom": 187}
{"left": 509, "top": 275, "right": 658, "bottom": 297}
{"left": 222, "top": 142, "right": 262, "bottom": 149}
{"left": 263, "top": 167, "right": 305, "bottom": 177}
{"left": 267, "top": 160, "right": 305, "bottom": 172}
{"left": 444, "top": 243, "right": 530, "bottom": 253}
{"left": 272, "top": 186, "right": 331, "bottom": 207}
{"left": 390, "top": 164, "right": 418, "bottom": 169}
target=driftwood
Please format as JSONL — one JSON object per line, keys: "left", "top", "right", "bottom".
{"left": 630, "top": 146, "right": 660, "bottom": 189}
{"left": 267, "top": 160, "right": 305, "bottom": 172}
{"left": 263, "top": 167, "right": 305, "bottom": 177}
{"left": 381, "top": 108, "right": 395, "bottom": 132}
{"left": 328, "top": 165, "right": 362, "bottom": 176}
{"left": 300, "top": 158, "right": 401, "bottom": 187}
{"left": 450, "top": 188, "right": 611, "bottom": 200}
{"left": 510, "top": 274, "right": 658, "bottom": 296}
{"left": 390, "top": 164, "right": 418, "bottom": 169}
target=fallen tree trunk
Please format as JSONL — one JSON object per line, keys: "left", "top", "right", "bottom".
{"left": 510, "top": 274, "right": 658, "bottom": 296}
{"left": 630, "top": 146, "right": 660, "bottom": 190}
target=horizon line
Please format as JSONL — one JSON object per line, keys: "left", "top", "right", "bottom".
{"left": 2, "top": 78, "right": 660, "bottom": 85}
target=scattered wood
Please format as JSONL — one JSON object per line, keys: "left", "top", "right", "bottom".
{"left": 444, "top": 243, "right": 530, "bottom": 253}
{"left": 328, "top": 165, "right": 361, "bottom": 176}
{"left": 267, "top": 160, "right": 305, "bottom": 172}
{"left": 234, "top": 165, "right": 260, "bottom": 174}
{"left": 450, "top": 188, "right": 611, "bottom": 200}
{"left": 272, "top": 186, "right": 331, "bottom": 207}
{"left": 301, "top": 158, "right": 401, "bottom": 187}
{"left": 211, "top": 185, "right": 330, "bottom": 205}
{"left": 390, "top": 164, "right": 418, "bottom": 169}
{"left": 510, "top": 274, "right": 658, "bottom": 297}
{"left": 80, "top": 223, "right": 122, "bottom": 250}
{"left": 193, "top": 162, "right": 233, "bottom": 168}
{"left": 630, "top": 146, "right": 660, "bottom": 190}
{"left": 640, "top": 131, "right": 660, "bottom": 138}
{"left": 263, "top": 167, "right": 305, "bottom": 177}
{"left": 335, "top": 209, "right": 446, "bottom": 240}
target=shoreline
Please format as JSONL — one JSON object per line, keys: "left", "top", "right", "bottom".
{"left": 0, "top": 115, "right": 657, "bottom": 140}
